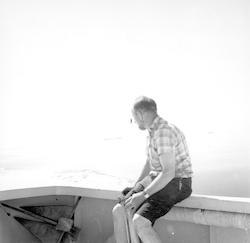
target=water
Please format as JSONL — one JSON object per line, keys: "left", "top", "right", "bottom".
{"left": 0, "top": 130, "right": 249, "bottom": 198}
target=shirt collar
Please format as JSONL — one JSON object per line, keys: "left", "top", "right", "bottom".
{"left": 148, "top": 115, "right": 160, "bottom": 133}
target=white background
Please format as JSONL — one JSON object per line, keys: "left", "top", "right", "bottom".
{"left": 0, "top": 0, "right": 249, "bottom": 197}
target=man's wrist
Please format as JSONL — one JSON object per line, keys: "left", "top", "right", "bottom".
{"left": 143, "top": 190, "right": 150, "bottom": 199}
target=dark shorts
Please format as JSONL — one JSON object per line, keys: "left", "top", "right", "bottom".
{"left": 136, "top": 177, "right": 192, "bottom": 225}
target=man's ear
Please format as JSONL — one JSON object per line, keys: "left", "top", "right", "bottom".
{"left": 136, "top": 111, "right": 142, "bottom": 120}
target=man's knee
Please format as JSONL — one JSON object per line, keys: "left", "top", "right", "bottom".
{"left": 112, "top": 203, "right": 125, "bottom": 220}
{"left": 132, "top": 214, "right": 152, "bottom": 232}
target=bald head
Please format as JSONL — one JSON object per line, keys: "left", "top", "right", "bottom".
{"left": 132, "top": 96, "right": 157, "bottom": 114}
{"left": 131, "top": 96, "right": 158, "bottom": 130}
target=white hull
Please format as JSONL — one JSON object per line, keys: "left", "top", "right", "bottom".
{"left": 0, "top": 172, "right": 250, "bottom": 243}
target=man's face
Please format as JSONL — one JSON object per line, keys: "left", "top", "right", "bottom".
{"left": 132, "top": 110, "right": 146, "bottom": 130}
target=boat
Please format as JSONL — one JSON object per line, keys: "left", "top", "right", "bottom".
{"left": 0, "top": 169, "right": 250, "bottom": 243}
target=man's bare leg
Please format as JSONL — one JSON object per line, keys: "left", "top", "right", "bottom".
{"left": 133, "top": 214, "right": 162, "bottom": 243}
{"left": 113, "top": 203, "right": 129, "bottom": 243}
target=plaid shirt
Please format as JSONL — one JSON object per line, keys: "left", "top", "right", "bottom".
{"left": 146, "top": 116, "right": 193, "bottom": 178}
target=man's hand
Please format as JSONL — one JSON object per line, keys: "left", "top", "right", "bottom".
{"left": 122, "top": 187, "right": 133, "bottom": 196}
{"left": 124, "top": 191, "right": 145, "bottom": 215}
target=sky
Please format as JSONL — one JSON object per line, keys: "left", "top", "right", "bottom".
{"left": 0, "top": 0, "right": 250, "bottom": 196}
{"left": 0, "top": 0, "right": 249, "bottom": 148}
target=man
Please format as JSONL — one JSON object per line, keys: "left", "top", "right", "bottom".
{"left": 112, "top": 96, "right": 193, "bottom": 243}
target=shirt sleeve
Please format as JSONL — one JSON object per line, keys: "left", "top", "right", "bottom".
{"left": 155, "top": 127, "right": 176, "bottom": 155}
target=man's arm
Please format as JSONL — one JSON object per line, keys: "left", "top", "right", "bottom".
{"left": 144, "top": 151, "right": 175, "bottom": 197}
{"left": 121, "top": 157, "right": 150, "bottom": 198}
{"left": 125, "top": 151, "right": 175, "bottom": 212}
